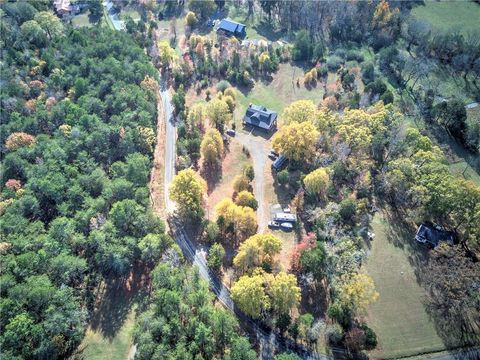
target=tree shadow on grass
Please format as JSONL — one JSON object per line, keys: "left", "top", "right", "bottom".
{"left": 200, "top": 161, "right": 222, "bottom": 194}
{"left": 299, "top": 281, "right": 328, "bottom": 319}
{"left": 90, "top": 263, "right": 150, "bottom": 339}
{"left": 252, "top": 21, "right": 285, "bottom": 42}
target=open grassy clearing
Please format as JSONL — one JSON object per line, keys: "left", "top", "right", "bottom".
{"left": 365, "top": 213, "right": 445, "bottom": 359}
{"left": 234, "top": 62, "right": 326, "bottom": 127}
{"left": 71, "top": 11, "right": 92, "bottom": 28}
{"left": 119, "top": 7, "right": 141, "bottom": 22}
{"left": 410, "top": 1, "right": 480, "bottom": 36}
{"left": 76, "top": 310, "right": 135, "bottom": 360}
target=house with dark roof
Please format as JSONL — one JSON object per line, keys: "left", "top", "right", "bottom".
{"left": 217, "top": 19, "right": 247, "bottom": 38}
{"left": 243, "top": 104, "right": 278, "bottom": 131}
{"left": 415, "top": 223, "right": 455, "bottom": 248}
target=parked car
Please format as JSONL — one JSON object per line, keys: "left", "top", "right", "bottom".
{"left": 283, "top": 207, "right": 291, "bottom": 213}
{"left": 268, "top": 221, "right": 280, "bottom": 229}
{"left": 280, "top": 222, "right": 293, "bottom": 230}
{"left": 268, "top": 153, "right": 277, "bottom": 160}
{"left": 226, "top": 129, "right": 236, "bottom": 136}
{"left": 270, "top": 149, "right": 279, "bottom": 157}
{"left": 272, "top": 155, "right": 287, "bottom": 171}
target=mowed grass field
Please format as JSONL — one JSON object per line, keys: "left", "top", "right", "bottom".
{"left": 411, "top": 0, "right": 480, "bottom": 35}
{"left": 76, "top": 310, "right": 135, "bottom": 360}
{"left": 365, "top": 214, "right": 445, "bottom": 359}
{"left": 234, "top": 63, "right": 326, "bottom": 127}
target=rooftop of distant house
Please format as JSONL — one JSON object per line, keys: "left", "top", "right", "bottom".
{"left": 54, "top": 0, "right": 71, "bottom": 13}
{"left": 243, "top": 104, "right": 278, "bottom": 131}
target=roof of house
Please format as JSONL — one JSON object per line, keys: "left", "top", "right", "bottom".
{"left": 54, "top": 0, "right": 71, "bottom": 13}
{"left": 217, "top": 19, "right": 246, "bottom": 35}
{"left": 415, "top": 223, "right": 455, "bottom": 247}
{"left": 243, "top": 104, "right": 278, "bottom": 130}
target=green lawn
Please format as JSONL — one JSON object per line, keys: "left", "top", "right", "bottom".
{"left": 364, "top": 213, "right": 445, "bottom": 359}
{"left": 120, "top": 7, "right": 141, "bottom": 22}
{"left": 411, "top": 1, "right": 480, "bottom": 35}
{"left": 449, "top": 161, "right": 480, "bottom": 186}
{"left": 77, "top": 309, "right": 136, "bottom": 360}
{"left": 72, "top": 11, "right": 92, "bottom": 28}
{"left": 234, "top": 62, "right": 325, "bottom": 126}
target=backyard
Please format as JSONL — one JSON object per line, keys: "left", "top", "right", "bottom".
{"left": 365, "top": 213, "right": 445, "bottom": 359}
{"left": 410, "top": 0, "right": 480, "bottom": 35}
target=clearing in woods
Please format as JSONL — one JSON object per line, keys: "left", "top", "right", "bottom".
{"left": 365, "top": 213, "right": 445, "bottom": 359}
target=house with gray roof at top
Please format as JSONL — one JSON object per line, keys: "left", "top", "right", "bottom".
{"left": 243, "top": 104, "right": 278, "bottom": 131}
{"left": 217, "top": 19, "right": 247, "bottom": 38}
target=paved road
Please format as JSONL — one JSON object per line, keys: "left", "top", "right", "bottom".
{"left": 160, "top": 82, "right": 176, "bottom": 212}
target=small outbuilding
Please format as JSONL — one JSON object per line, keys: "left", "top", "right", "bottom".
{"left": 243, "top": 104, "right": 278, "bottom": 131}
{"left": 217, "top": 19, "right": 247, "bottom": 38}
{"left": 415, "top": 223, "right": 455, "bottom": 248}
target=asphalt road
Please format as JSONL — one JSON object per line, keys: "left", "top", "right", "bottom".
{"left": 160, "top": 82, "right": 176, "bottom": 212}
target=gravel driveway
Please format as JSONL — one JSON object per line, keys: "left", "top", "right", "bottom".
{"left": 235, "top": 129, "right": 271, "bottom": 232}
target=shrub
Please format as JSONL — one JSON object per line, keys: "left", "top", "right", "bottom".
{"left": 339, "top": 198, "right": 357, "bottom": 223}
{"left": 325, "top": 323, "right": 344, "bottom": 344}
{"left": 216, "top": 80, "right": 231, "bottom": 93}
{"left": 326, "top": 55, "right": 343, "bottom": 71}
{"left": 346, "top": 50, "right": 364, "bottom": 62}
{"left": 233, "top": 174, "right": 251, "bottom": 193}
{"left": 380, "top": 89, "right": 394, "bottom": 104}
{"left": 243, "top": 164, "right": 254, "bottom": 181}
{"left": 334, "top": 48, "right": 347, "bottom": 59}
{"left": 223, "top": 87, "right": 236, "bottom": 99}
{"left": 361, "top": 324, "right": 378, "bottom": 349}
{"left": 185, "top": 11, "right": 198, "bottom": 27}
{"left": 277, "top": 169, "right": 289, "bottom": 185}
{"left": 361, "top": 62, "right": 375, "bottom": 85}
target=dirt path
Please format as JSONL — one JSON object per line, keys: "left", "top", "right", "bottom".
{"left": 235, "top": 130, "right": 270, "bottom": 232}
{"left": 148, "top": 82, "right": 167, "bottom": 219}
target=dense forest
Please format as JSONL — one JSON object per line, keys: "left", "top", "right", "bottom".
{"left": 0, "top": 4, "right": 163, "bottom": 358}
{"left": 1, "top": 0, "right": 480, "bottom": 359}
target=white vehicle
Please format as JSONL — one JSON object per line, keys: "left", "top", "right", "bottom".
{"left": 268, "top": 221, "right": 280, "bottom": 229}
{"left": 280, "top": 222, "right": 293, "bottom": 230}
{"left": 273, "top": 212, "right": 296, "bottom": 223}
{"left": 283, "top": 207, "right": 291, "bottom": 213}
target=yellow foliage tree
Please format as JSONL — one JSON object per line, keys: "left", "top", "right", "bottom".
{"left": 185, "top": 11, "right": 198, "bottom": 26}
{"left": 207, "top": 98, "right": 231, "bottom": 131}
{"left": 215, "top": 198, "right": 257, "bottom": 241}
{"left": 268, "top": 272, "right": 301, "bottom": 315}
{"left": 282, "top": 100, "right": 317, "bottom": 124}
{"left": 303, "top": 168, "right": 330, "bottom": 198}
{"left": 231, "top": 271, "right": 270, "bottom": 319}
{"left": 233, "top": 174, "right": 251, "bottom": 193}
{"left": 200, "top": 128, "right": 224, "bottom": 164}
{"left": 169, "top": 169, "right": 207, "bottom": 218}
{"left": 272, "top": 121, "right": 319, "bottom": 162}
{"left": 158, "top": 41, "right": 177, "bottom": 68}
{"left": 233, "top": 233, "right": 282, "bottom": 273}
{"left": 339, "top": 273, "right": 379, "bottom": 314}
{"left": 235, "top": 190, "right": 258, "bottom": 210}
